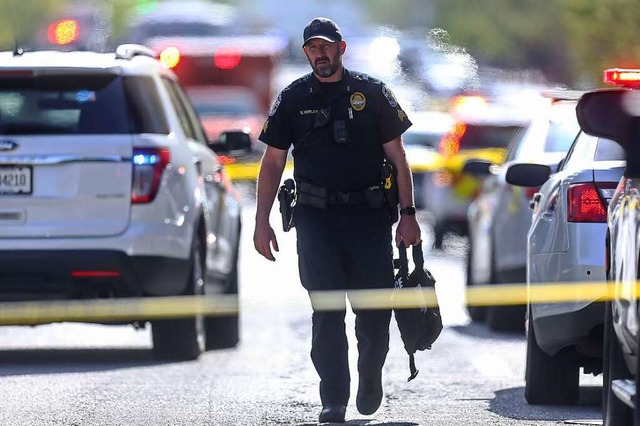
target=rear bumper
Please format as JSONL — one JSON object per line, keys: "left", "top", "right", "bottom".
{"left": 532, "top": 300, "right": 604, "bottom": 357}
{"left": 0, "top": 250, "right": 190, "bottom": 301}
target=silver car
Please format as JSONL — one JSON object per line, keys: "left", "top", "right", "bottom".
{"left": 465, "top": 99, "right": 581, "bottom": 331}
{"left": 506, "top": 130, "right": 625, "bottom": 405}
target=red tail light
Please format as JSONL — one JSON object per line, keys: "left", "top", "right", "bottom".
{"left": 214, "top": 47, "right": 242, "bottom": 70}
{"left": 525, "top": 186, "right": 540, "bottom": 201}
{"left": 131, "top": 148, "right": 170, "bottom": 204}
{"left": 567, "top": 183, "right": 607, "bottom": 222}
{"left": 439, "top": 123, "right": 466, "bottom": 156}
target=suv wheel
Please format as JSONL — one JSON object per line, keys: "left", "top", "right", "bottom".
{"left": 603, "top": 302, "right": 632, "bottom": 425}
{"left": 465, "top": 240, "right": 485, "bottom": 322}
{"left": 206, "top": 220, "right": 241, "bottom": 350}
{"left": 151, "top": 237, "right": 206, "bottom": 360}
{"left": 524, "top": 307, "right": 579, "bottom": 405}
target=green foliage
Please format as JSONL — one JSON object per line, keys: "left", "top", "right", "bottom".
{"left": 0, "top": 0, "right": 67, "bottom": 49}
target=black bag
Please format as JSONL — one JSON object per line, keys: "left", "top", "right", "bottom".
{"left": 393, "top": 243, "right": 443, "bottom": 381}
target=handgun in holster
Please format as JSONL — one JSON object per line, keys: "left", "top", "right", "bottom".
{"left": 277, "top": 179, "right": 296, "bottom": 232}
{"left": 382, "top": 161, "right": 399, "bottom": 223}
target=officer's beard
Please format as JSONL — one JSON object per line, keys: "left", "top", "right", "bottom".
{"left": 309, "top": 52, "right": 341, "bottom": 79}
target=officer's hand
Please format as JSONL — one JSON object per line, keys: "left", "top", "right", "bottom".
{"left": 254, "top": 220, "right": 279, "bottom": 261}
{"left": 395, "top": 215, "right": 421, "bottom": 248}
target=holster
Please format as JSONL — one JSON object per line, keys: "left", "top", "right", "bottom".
{"left": 277, "top": 179, "right": 296, "bottom": 232}
{"left": 382, "top": 161, "right": 399, "bottom": 223}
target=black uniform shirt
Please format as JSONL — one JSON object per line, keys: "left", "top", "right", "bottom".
{"left": 259, "top": 68, "right": 412, "bottom": 191}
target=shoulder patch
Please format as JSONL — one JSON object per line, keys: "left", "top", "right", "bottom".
{"left": 382, "top": 84, "right": 398, "bottom": 108}
{"left": 269, "top": 92, "right": 282, "bottom": 116}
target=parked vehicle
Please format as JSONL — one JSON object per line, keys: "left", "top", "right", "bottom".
{"left": 0, "top": 44, "right": 246, "bottom": 360}
{"left": 576, "top": 69, "right": 640, "bottom": 425}
{"left": 506, "top": 118, "right": 625, "bottom": 404}
{"left": 464, "top": 98, "right": 581, "bottom": 330}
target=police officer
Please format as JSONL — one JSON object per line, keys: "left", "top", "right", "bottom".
{"left": 253, "top": 17, "right": 421, "bottom": 424}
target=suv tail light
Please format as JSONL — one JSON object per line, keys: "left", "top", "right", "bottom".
{"left": 567, "top": 182, "right": 617, "bottom": 223}
{"left": 525, "top": 186, "right": 541, "bottom": 201}
{"left": 131, "top": 148, "right": 170, "bottom": 204}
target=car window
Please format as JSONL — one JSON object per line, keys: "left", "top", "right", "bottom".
{"left": 459, "top": 124, "right": 524, "bottom": 149}
{"left": 403, "top": 130, "right": 442, "bottom": 148}
{"left": 594, "top": 137, "right": 625, "bottom": 161}
{"left": 123, "top": 76, "right": 170, "bottom": 134}
{"left": 162, "top": 78, "right": 198, "bottom": 141}
{"left": 168, "top": 80, "right": 209, "bottom": 145}
{"left": 560, "top": 131, "right": 598, "bottom": 171}
{"left": 543, "top": 119, "right": 580, "bottom": 152}
{"left": 0, "top": 74, "right": 131, "bottom": 135}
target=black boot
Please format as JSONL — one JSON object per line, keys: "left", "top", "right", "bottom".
{"left": 318, "top": 405, "right": 346, "bottom": 423}
{"left": 356, "top": 374, "right": 383, "bottom": 415}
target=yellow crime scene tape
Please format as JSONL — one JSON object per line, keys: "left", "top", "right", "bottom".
{"left": 224, "top": 148, "right": 506, "bottom": 181}
{"left": 0, "top": 281, "right": 622, "bottom": 325}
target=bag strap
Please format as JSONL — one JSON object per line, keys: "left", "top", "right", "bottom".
{"left": 408, "top": 354, "right": 419, "bottom": 382}
{"left": 411, "top": 243, "right": 425, "bottom": 269}
{"left": 397, "top": 243, "right": 409, "bottom": 277}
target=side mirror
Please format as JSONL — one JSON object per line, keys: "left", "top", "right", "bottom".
{"left": 462, "top": 159, "right": 494, "bottom": 176}
{"left": 208, "top": 130, "right": 252, "bottom": 155}
{"left": 505, "top": 163, "right": 551, "bottom": 187}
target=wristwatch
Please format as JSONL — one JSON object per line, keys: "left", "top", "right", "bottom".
{"left": 399, "top": 206, "right": 416, "bottom": 216}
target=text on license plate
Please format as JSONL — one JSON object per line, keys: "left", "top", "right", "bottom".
{"left": 0, "top": 166, "right": 32, "bottom": 194}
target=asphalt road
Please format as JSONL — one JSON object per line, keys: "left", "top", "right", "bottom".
{"left": 0, "top": 192, "right": 603, "bottom": 425}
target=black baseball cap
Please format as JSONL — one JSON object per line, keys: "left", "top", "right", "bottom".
{"left": 302, "top": 17, "right": 343, "bottom": 47}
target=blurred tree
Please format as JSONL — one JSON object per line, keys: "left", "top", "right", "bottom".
{"left": 429, "top": 0, "right": 573, "bottom": 86}
{"left": 561, "top": 0, "right": 640, "bottom": 88}
{"left": 0, "top": 0, "right": 67, "bottom": 49}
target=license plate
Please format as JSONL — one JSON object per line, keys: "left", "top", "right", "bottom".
{"left": 0, "top": 166, "right": 32, "bottom": 194}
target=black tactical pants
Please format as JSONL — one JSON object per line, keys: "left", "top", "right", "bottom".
{"left": 295, "top": 203, "right": 394, "bottom": 406}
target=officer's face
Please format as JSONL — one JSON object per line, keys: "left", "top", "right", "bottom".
{"left": 303, "top": 39, "right": 344, "bottom": 79}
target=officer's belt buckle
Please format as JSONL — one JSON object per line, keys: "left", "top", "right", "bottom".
{"left": 333, "top": 191, "right": 351, "bottom": 205}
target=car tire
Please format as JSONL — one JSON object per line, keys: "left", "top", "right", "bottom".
{"left": 433, "top": 221, "right": 445, "bottom": 250}
{"left": 151, "top": 236, "right": 206, "bottom": 361}
{"left": 465, "top": 241, "right": 486, "bottom": 322}
{"left": 603, "top": 301, "right": 632, "bottom": 425}
{"left": 524, "top": 307, "right": 579, "bottom": 405}
{"left": 486, "top": 252, "right": 524, "bottom": 332}
{"left": 205, "top": 221, "right": 241, "bottom": 350}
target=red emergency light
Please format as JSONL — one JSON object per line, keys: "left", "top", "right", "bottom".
{"left": 47, "top": 18, "right": 80, "bottom": 45}
{"left": 603, "top": 68, "right": 640, "bottom": 88}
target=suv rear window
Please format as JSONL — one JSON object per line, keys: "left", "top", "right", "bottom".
{"left": 459, "top": 124, "right": 524, "bottom": 149}
{"left": 0, "top": 74, "right": 168, "bottom": 135}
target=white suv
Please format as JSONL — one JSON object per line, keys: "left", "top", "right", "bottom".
{"left": 0, "top": 44, "right": 245, "bottom": 360}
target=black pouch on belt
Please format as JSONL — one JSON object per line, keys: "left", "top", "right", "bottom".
{"left": 296, "top": 181, "right": 328, "bottom": 209}
{"left": 364, "top": 185, "right": 385, "bottom": 209}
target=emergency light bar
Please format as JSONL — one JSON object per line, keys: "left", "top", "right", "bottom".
{"left": 603, "top": 68, "right": 640, "bottom": 88}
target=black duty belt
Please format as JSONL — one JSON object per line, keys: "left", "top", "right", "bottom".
{"left": 296, "top": 181, "right": 384, "bottom": 209}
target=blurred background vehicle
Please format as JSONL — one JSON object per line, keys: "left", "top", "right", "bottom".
{"left": 464, "top": 96, "right": 581, "bottom": 330}
{"left": 119, "top": 0, "right": 239, "bottom": 45}
{"left": 422, "top": 91, "right": 534, "bottom": 249}
{"left": 403, "top": 110, "right": 453, "bottom": 209}
{"left": 506, "top": 124, "right": 625, "bottom": 405}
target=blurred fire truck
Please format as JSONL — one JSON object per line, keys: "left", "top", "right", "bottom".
{"left": 145, "top": 35, "right": 287, "bottom": 157}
